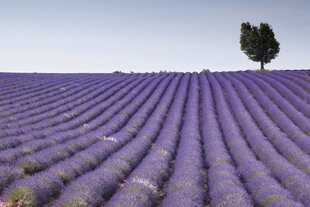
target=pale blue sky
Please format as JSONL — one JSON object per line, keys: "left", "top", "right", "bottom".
{"left": 0, "top": 0, "right": 309, "bottom": 73}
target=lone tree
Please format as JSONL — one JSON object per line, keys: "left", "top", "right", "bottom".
{"left": 240, "top": 22, "right": 280, "bottom": 70}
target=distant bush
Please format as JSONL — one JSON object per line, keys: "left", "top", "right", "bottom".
{"left": 202, "top": 69, "right": 210, "bottom": 72}
{"left": 113, "top": 70, "right": 123, "bottom": 73}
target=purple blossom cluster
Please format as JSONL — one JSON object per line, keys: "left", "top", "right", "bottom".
{"left": 273, "top": 71, "right": 310, "bottom": 94}
{"left": 200, "top": 72, "right": 252, "bottom": 207}
{"left": 243, "top": 72, "right": 310, "bottom": 135}
{"left": 216, "top": 72, "right": 310, "bottom": 205}
{"left": 284, "top": 70, "right": 310, "bottom": 83}
{"left": 207, "top": 72, "right": 302, "bottom": 206}
{"left": 232, "top": 73, "right": 310, "bottom": 156}
{"left": 1, "top": 73, "right": 175, "bottom": 206}
{"left": 161, "top": 73, "right": 205, "bottom": 206}
{"left": 224, "top": 72, "right": 310, "bottom": 176}
{"left": 0, "top": 77, "right": 78, "bottom": 115}
{"left": 107, "top": 73, "right": 190, "bottom": 206}
{"left": 265, "top": 72, "right": 310, "bottom": 105}
{"left": 0, "top": 75, "right": 109, "bottom": 119}
{"left": 0, "top": 70, "right": 310, "bottom": 207}
{"left": 54, "top": 74, "right": 181, "bottom": 206}
{"left": 0, "top": 74, "right": 78, "bottom": 110}
{"left": 0, "top": 76, "right": 125, "bottom": 134}
{"left": 0, "top": 165, "right": 24, "bottom": 193}
{"left": 0, "top": 75, "right": 152, "bottom": 163}
{"left": 0, "top": 75, "right": 166, "bottom": 170}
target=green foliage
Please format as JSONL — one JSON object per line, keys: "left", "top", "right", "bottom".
{"left": 202, "top": 69, "right": 210, "bottom": 72}
{"left": 240, "top": 22, "right": 280, "bottom": 70}
{"left": 8, "top": 186, "right": 35, "bottom": 207}
{"left": 214, "top": 193, "right": 244, "bottom": 207}
{"left": 262, "top": 195, "right": 283, "bottom": 207}
{"left": 63, "top": 198, "right": 88, "bottom": 207}
{"left": 18, "top": 159, "right": 42, "bottom": 175}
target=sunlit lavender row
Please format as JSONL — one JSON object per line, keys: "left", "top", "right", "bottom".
{"left": 0, "top": 70, "right": 310, "bottom": 207}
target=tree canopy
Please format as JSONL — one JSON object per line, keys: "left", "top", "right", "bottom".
{"left": 240, "top": 22, "right": 280, "bottom": 70}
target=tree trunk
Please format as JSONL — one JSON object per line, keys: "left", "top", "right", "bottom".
{"left": 260, "top": 61, "right": 264, "bottom": 71}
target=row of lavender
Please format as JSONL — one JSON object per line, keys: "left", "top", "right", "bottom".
{"left": 0, "top": 70, "right": 309, "bottom": 206}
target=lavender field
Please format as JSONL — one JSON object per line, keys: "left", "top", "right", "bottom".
{"left": 0, "top": 70, "right": 310, "bottom": 207}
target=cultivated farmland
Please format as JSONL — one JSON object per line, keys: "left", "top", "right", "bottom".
{"left": 0, "top": 70, "right": 310, "bottom": 207}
